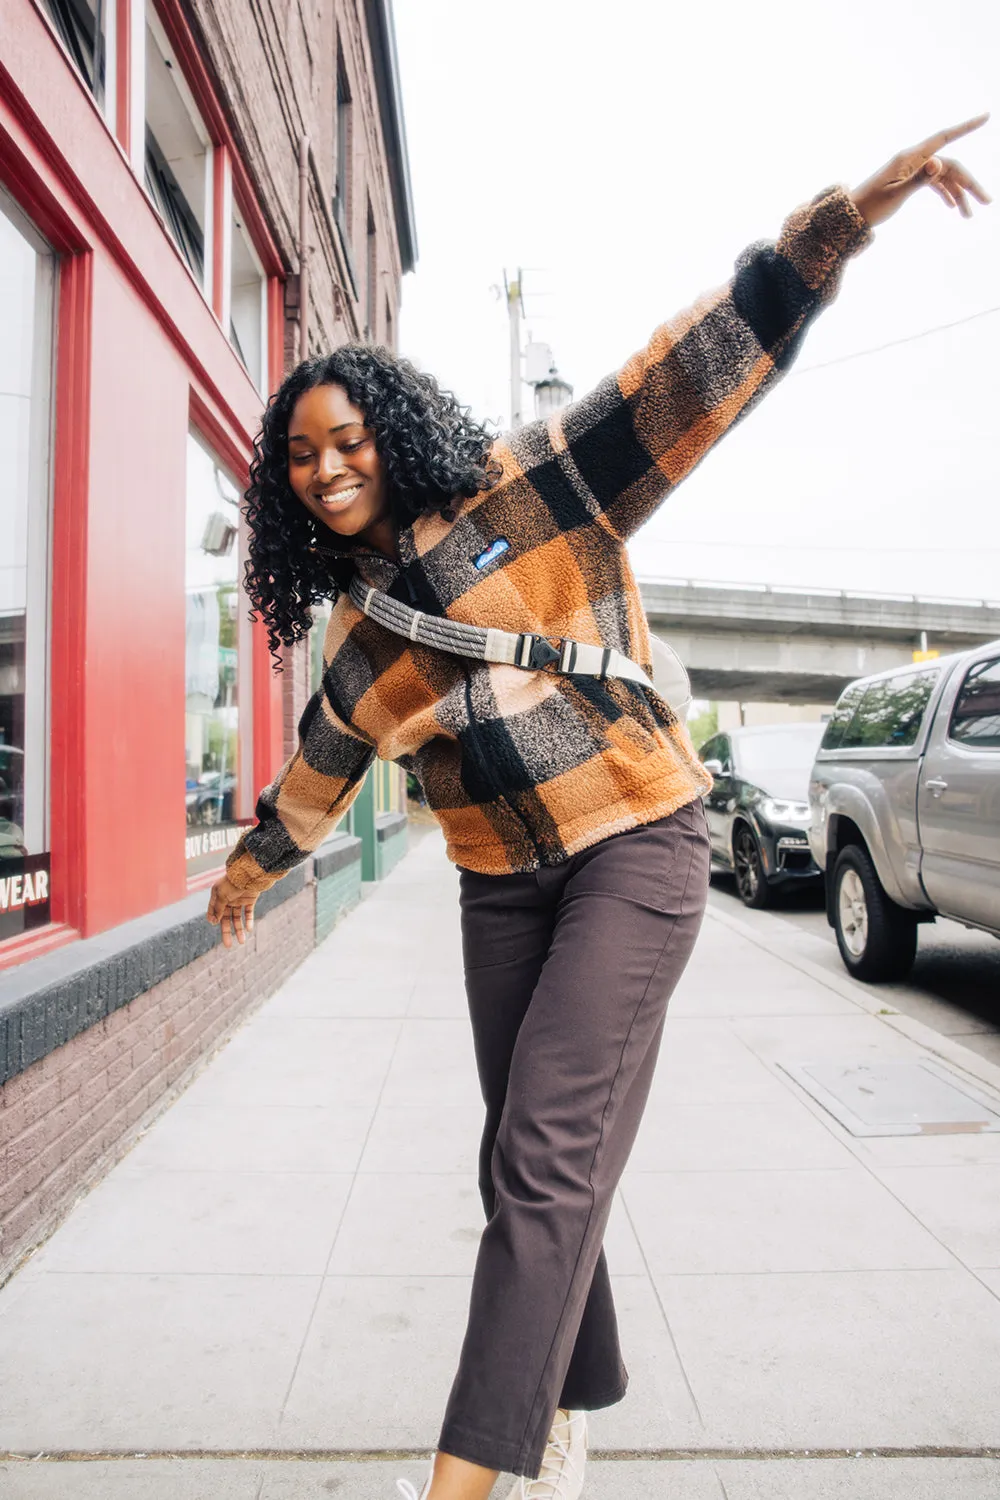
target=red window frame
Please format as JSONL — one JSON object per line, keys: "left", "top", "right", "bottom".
{"left": 0, "top": 118, "right": 93, "bottom": 968}
{"left": 0, "top": 5, "right": 287, "bottom": 964}
{"left": 149, "top": 0, "right": 287, "bottom": 825}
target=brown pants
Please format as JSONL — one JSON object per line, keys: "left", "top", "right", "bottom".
{"left": 439, "top": 798, "right": 711, "bottom": 1478}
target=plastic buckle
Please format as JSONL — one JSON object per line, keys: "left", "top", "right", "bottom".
{"left": 523, "top": 634, "right": 562, "bottom": 670}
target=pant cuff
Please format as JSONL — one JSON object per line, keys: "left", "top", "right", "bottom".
{"left": 440, "top": 1371, "right": 629, "bottom": 1479}
{"left": 558, "top": 1373, "right": 629, "bottom": 1412}
{"left": 438, "top": 1420, "right": 531, "bottom": 1478}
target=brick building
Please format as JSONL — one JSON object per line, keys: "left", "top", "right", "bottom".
{"left": 0, "top": 0, "right": 416, "bottom": 1279}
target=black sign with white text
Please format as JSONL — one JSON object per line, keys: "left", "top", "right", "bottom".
{"left": 0, "top": 853, "right": 51, "bottom": 940}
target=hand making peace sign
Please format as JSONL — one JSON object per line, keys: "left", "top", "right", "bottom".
{"left": 850, "top": 113, "right": 991, "bottom": 227}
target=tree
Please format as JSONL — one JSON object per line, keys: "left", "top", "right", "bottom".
{"left": 687, "top": 702, "right": 718, "bottom": 752}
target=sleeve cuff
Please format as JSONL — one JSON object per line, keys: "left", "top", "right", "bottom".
{"left": 779, "top": 185, "right": 873, "bottom": 301}
{"left": 809, "top": 183, "right": 874, "bottom": 256}
{"left": 225, "top": 846, "right": 286, "bottom": 897}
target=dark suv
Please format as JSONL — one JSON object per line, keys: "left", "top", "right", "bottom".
{"left": 700, "top": 723, "right": 825, "bottom": 907}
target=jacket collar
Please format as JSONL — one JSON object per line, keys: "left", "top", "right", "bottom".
{"left": 311, "top": 520, "right": 418, "bottom": 591}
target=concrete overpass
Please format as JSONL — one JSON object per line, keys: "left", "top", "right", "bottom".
{"left": 640, "top": 580, "right": 1000, "bottom": 703}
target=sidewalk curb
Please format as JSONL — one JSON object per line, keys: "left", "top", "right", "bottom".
{"left": 2, "top": 1444, "right": 999, "bottom": 1461}
{"left": 703, "top": 903, "right": 1000, "bottom": 1101}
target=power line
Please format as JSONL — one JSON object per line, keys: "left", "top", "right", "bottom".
{"left": 641, "top": 537, "right": 1000, "bottom": 555}
{"left": 795, "top": 304, "right": 1000, "bottom": 375}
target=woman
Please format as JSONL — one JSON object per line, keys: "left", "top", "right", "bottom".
{"left": 208, "top": 120, "right": 988, "bottom": 1500}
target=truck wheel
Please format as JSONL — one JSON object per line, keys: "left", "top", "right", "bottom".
{"left": 832, "top": 845, "right": 917, "bottom": 982}
{"left": 733, "top": 822, "right": 772, "bottom": 909}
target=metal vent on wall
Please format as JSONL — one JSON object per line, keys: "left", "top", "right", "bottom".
{"left": 778, "top": 1059, "right": 1000, "bottom": 1137}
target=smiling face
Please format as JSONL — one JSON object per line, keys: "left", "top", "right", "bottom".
{"left": 287, "top": 383, "right": 389, "bottom": 545}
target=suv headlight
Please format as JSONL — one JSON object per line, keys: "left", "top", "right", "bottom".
{"left": 759, "top": 797, "right": 812, "bottom": 826}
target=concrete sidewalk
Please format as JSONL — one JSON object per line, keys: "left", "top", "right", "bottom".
{"left": 1, "top": 832, "right": 999, "bottom": 1499}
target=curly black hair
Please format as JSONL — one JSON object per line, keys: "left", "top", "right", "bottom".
{"left": 243, "top": 344, "right": 499, "bottom": 665}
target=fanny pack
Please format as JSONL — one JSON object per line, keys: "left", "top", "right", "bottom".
{"left": 348, "top": 574, "right": 692, "bottom": 720}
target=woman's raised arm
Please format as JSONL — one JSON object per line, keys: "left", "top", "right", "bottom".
{"left": 515, "top": 116, "right": 989, "bottom": 545}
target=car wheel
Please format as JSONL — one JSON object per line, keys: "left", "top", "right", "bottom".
{"left": 832, "top": 844, "right": 917, "bottom": 982}
{"left": 733, "top": 822, "right": 772, "bottom": 909}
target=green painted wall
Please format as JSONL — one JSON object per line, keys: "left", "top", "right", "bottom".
{"left": 315, "top": 859, "right": 363, "bottom": 943}
{"left": 352, "top": 775, "right": 377, "bottom": 881}
{"left": 376, "top": 824, "right": 409, "bottom": 882}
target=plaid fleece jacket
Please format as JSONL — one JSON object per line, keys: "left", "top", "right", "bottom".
{"left": 227, "top": 187, "right": 870, "bottom": 890}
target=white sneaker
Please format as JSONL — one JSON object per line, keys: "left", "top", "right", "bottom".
{"left": 508, "top": 1408, "right": 587, "bottom": 1499}
{"left": 396, "top": 1476, "right": 430, "bottom": 1500}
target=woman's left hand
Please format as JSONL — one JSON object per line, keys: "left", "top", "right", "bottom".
{"left": 850, "top": 114, "right": 991, "bottom": 228}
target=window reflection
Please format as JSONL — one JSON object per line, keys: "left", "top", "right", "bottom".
{"left": 821, "top": 683, "right": 864, "bottom": 750}
{"left": 144, "top": 9, "right": 210, "bottom": 287}
{"left": 840, "top": 670, "right": 938, "bottom": 750}
{"left": 230, "top": 208, "right": 266, "bottom": 390}
{"left": 185, "top": 435, "right": 242, "bottom": 841}
{"left": 951, "top": 658, "right": 1000, "bottom": 749}
{"left": 334, "top": 48, "right": 353, "bottom": 247}
{"left": 42, "top": 0, "right": 107, "bottom": 107}
{"left": 0, "top": 193, "right": 54, "bottom": 864}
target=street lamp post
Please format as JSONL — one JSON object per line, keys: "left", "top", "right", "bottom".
{"left": 524, "top": 335, "right": 573, "bottom": 418}
{"left": 504, "top": 277, "right": 575, "bottom": 426}
{"left": 505, "top": 270, "right": 524, "bottom": 429}
{"left": 533, "top": 372, "right": 574, "bottom": 420}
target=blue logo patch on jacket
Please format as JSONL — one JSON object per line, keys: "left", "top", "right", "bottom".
{"left": 474, "top": 537, "right": 510, "bottom": 570}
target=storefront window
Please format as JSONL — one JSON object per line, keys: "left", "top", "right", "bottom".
{"left": 0, "top": 192, "right": 55, "bottom": 937}
{"left": 184, "top": 433, "right": 251, "bottom": 875}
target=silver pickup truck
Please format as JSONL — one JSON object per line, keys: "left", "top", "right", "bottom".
{"left": 808, "top": 639, "right": 1000, "bottom": 981}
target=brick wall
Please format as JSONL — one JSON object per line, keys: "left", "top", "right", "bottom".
{"left": 190, "top": 0, "right": 411, "bottom": 756}
{"left": 190, "top": 0, "right": 406, "bottom": 357}
{"left": 0, "top": 886, "right": 314, "bottom": 1284}
{"left": 283, "top": 635, "right": 315, "bottom": 761}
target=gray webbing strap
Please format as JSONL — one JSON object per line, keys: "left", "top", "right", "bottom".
{"left": 347, "top": 575, "right": 655, "bottom": 690}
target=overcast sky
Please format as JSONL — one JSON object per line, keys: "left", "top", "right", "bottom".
{"left": 392, "top": 0, "right": 997, "bottom": 603}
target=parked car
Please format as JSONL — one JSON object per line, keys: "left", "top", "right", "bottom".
{"left": 0, "top": 747, "right": 25, "bottom": 858}
{"left": 186, "top": 770, "right": 237, "bottom": 826}
{"left": 0, "top": 744, "right": 24, "bottom": 828}
{"left": 0, "top": 819, "right": 26, "bottom": 859}
{"left": 809, "top": 640, "right": 1000, "bottom": 982}
{"left": 699, "top": 723, "right": 825, "bottom": 907}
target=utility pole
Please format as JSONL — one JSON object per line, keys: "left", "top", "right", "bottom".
{"left": 505, "top": 269, "right": 524, "bottom": 429}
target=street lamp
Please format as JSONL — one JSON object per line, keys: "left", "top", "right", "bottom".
{"left": 533, "top": 371, "right": 574, "bottom": 420}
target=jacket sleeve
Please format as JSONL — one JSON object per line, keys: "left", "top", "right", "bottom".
{"left": 225, "top": 679, "right": 375, "bottom": 896}
{"left": 526, "top": 186, "right": 871, "bottom": 542}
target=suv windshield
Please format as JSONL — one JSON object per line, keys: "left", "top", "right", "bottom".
{"left": 733, "top": 724, "right": 825, "bottom": 800}
{"left": 838, "top": 668, "right": 939, "bottom": 750}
